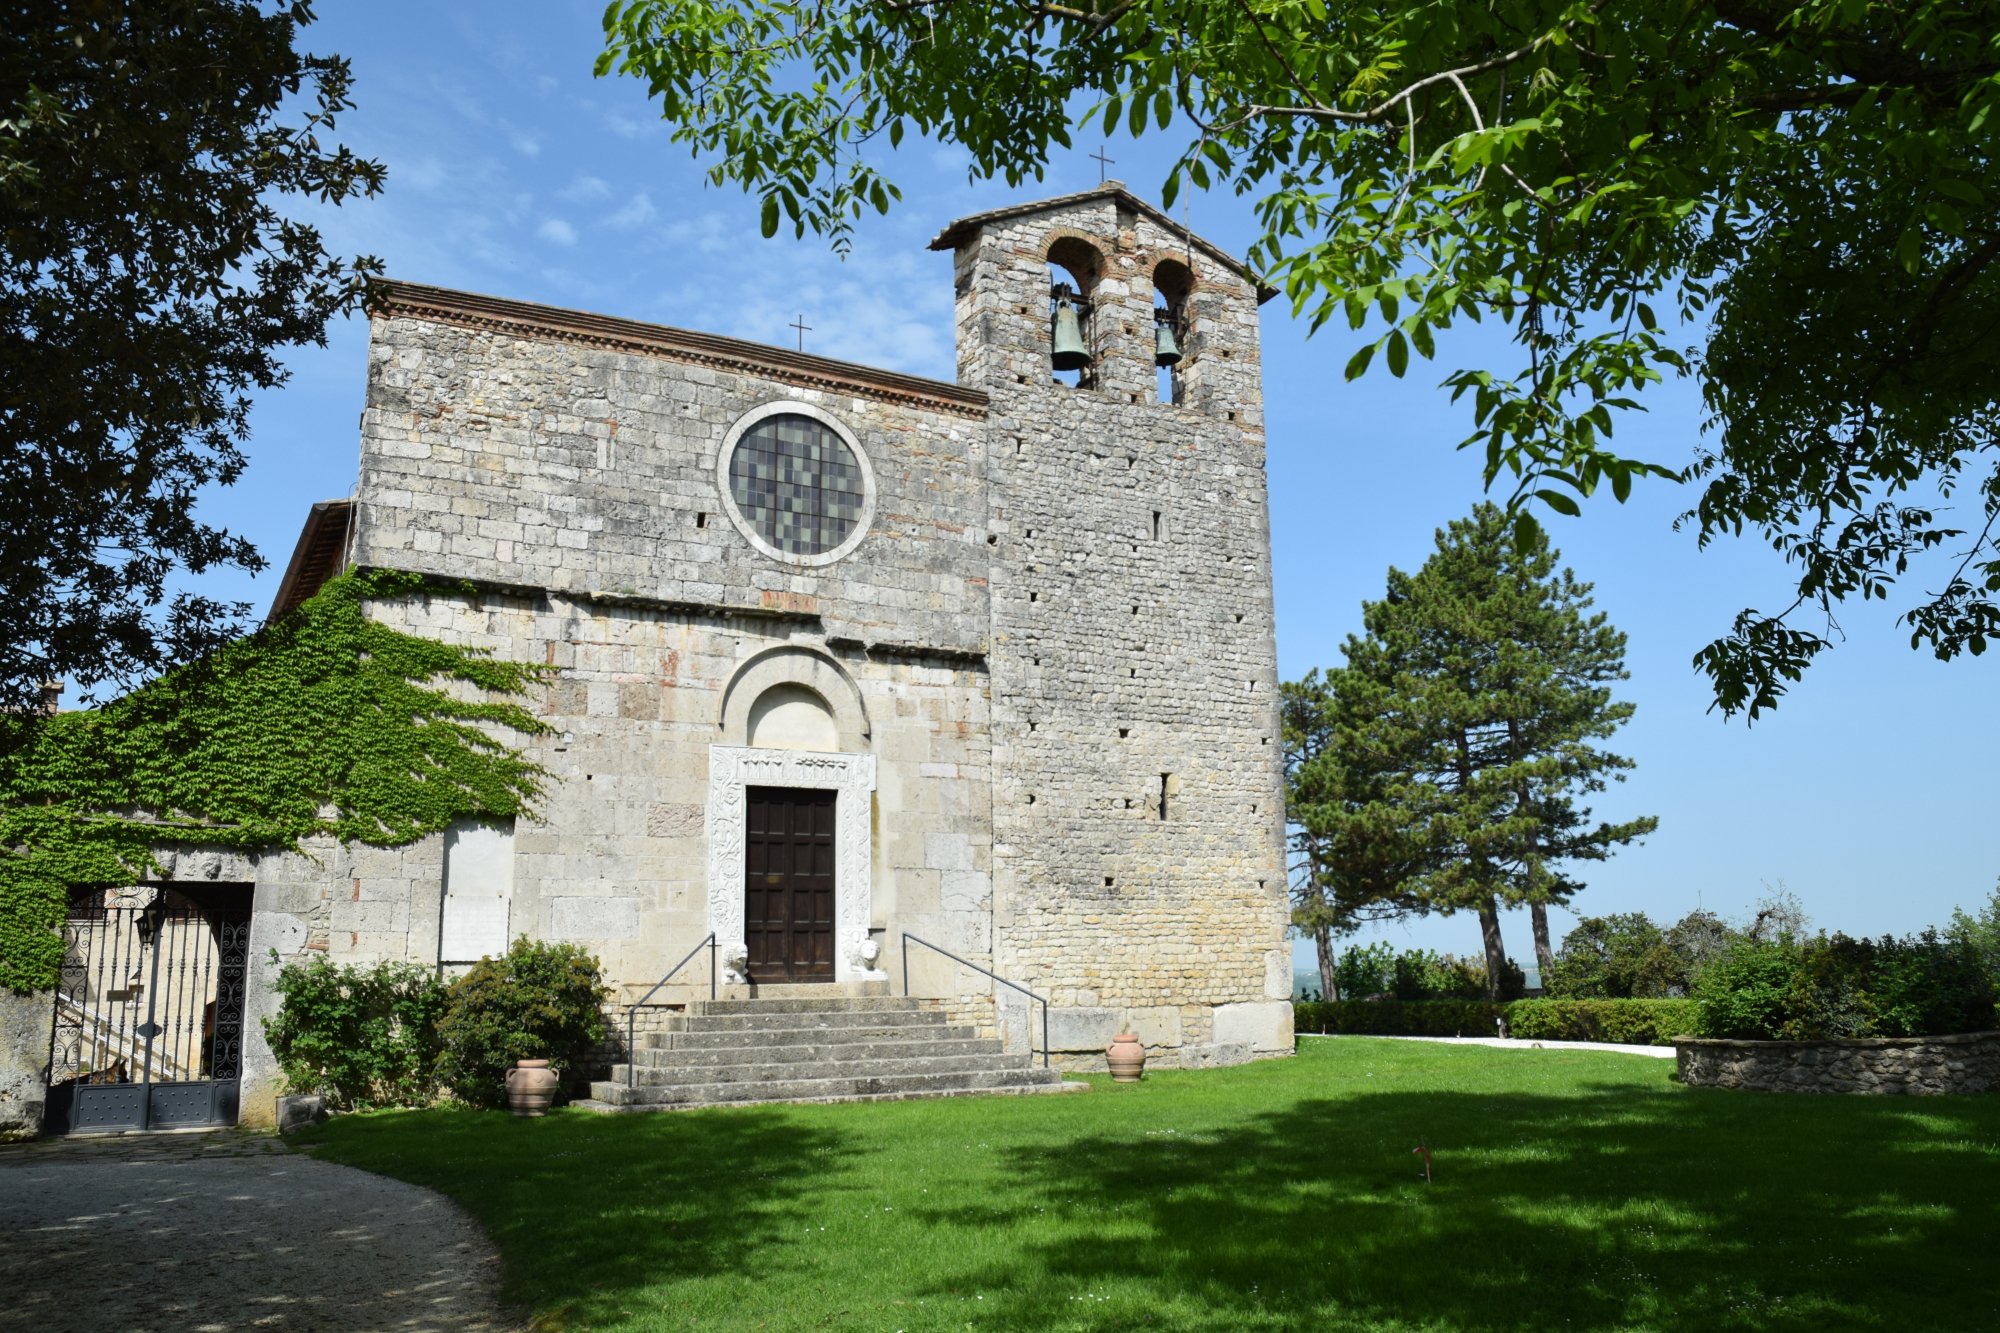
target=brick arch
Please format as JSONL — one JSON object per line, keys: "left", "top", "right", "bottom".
{"left": 1043, "top": 231, "right": 1106, "bottom": 290}
{"left": 1150, "top": 255, "right": 1197, "bottom": 304}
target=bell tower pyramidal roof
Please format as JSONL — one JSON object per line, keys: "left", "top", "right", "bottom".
{"left": 928, "top": 181, "right": 1276, "bottom": 304}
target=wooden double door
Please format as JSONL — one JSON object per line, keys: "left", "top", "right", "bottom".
{"left": 744, "top": 786, "right": 836, "bottom": 983}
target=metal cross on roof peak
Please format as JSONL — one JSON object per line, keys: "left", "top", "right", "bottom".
{"left": 789, "top": 314, "right": 812, "bottom": 352}
{"left": 1091, "top": 146, "right": 1115, "bottom": 184}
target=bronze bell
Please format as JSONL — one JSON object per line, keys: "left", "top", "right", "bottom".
{"left": 1154, "top": 316, "right": 1182, "bottom": 367}
{"left": 1051, "top": 295, "right": 1090, "bottom": 371}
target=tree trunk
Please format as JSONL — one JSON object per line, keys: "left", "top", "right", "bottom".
{"left": 1315, "top": 925, "right": 1339, "bottom": 1002}
{"left": 1530, "top": 901, "right": 1556, "bottom": 986}
{"left": 1478, "top": 896, "right": 1509, "bottom": 1007}
{"left": 1508, "top": 716, "right": 1555, "bottom": 991}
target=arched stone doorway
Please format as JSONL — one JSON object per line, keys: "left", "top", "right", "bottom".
{"left": 708, "top": 653, "right": 881, "bottom": 985}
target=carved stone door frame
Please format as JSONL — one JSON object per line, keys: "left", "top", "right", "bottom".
{"left": 706, "top": 745, "right": 880, "bottom": 983}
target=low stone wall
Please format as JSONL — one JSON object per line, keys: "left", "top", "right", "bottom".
{"left": 1676, "top": 1031, "right": 2000, "bottom": 1095}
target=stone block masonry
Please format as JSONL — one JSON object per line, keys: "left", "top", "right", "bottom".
{"left": 0, "top": 184, "right": 1300, "bottom": 1135}
{"left": 939, "top": 185, "right": 1294, "bottom": 1064}
{"left": 1675, "top": 1032, "right": 2000, "bottom": 1095}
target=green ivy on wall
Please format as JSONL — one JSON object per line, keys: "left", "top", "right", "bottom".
{"left": 0, "top": 570, "right": 552, "bottom": 992}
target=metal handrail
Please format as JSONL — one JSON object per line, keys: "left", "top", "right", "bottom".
{"left": 626, "top": 933, "right": 717, "bottom": 1088}
{"left": 900, "top": 933, "right": 1049, "bottom": 1068}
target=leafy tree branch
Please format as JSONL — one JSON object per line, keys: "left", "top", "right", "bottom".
{"left": 599, "top": 0, "right": 2000, "bottom": 717}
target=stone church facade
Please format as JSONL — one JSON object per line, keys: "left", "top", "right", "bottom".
{"left": 5, "top": 185, "right": 1293, "bottom": 1133}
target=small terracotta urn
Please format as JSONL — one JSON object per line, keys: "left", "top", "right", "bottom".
{"left": 1105, "top": 1033, "right": 1146, "bottom": 1083}
{"left": 505, "top": 1059, "right": 559, "bottom": 1117}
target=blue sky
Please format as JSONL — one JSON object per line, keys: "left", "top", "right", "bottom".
{"left": 199, "top": 2, "right": 1993, "bottom": 973}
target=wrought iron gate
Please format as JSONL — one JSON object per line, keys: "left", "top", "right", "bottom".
{"left": 44, "top": 884, "right": 251, "bottom": 1134}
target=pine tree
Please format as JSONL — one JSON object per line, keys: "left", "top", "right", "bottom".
{"left": 1283, "top": 671, "right": 1424, "bottom": 999}
{"left": 1311, "top": 505, "right": 1657, "bottom": 999}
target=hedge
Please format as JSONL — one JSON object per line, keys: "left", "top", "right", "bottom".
{"left": 1506, "top": 999, "right": 1700, "bottom": 1046}
{"left": 1293, "top": 998, "right": 1701, "bottom": 1047}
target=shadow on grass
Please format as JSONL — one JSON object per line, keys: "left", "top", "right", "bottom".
{"left": 919, "top": 1078, "right": 2000, "bottom": 1331}
{"left": 299, "top": 1105, "right": 856, "bottom": 1327}
{"left": 300, "top": 1052, "right": 2000, "bottom": 1332}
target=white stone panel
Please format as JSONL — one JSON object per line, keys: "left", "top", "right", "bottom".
{"left": 440, "top": 822, "right": 514, "bottom": 962}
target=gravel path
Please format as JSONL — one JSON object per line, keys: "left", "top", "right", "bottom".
{"left": 1300, "top": 1032, "right": 1678, "bottom": 1059}
{"left": 0, "top": 1131, "right": 519, "bottom": 1333}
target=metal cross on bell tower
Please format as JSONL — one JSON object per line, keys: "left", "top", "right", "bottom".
{"left": 789, "top": 314, "right": 812, "bottom": 351}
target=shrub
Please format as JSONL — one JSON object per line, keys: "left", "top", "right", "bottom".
{"left": 1504, "top": 999, "right": 1700, "bottom": 1046}
{"left": 437, "top": 936, "right": 612, "bottom": 1107}
{"left": 1692, "top": 941, "right": 1802, "bottom": 1038}
{"left": 1331, "top": 943, "right": 1526, "bottom": 1001}
{"left": 1948, "top": 882, "right": 2000, "bottom": 1006}
{"left": 1333, "top": 942, "right": 1397, "bottom": 999}
{"left": 1545, "top": 913, "right": 1667, "bottom": 998}
{"left": 261, "top": 954, "right": 450, "bottom": 1109}
{"left": 1294, "top": 997, "right": 1696, "bottom": 1046}
{"left": 1293, "top": 1000, "right": 1506, "bottom": 1038}
{"left": 1663, "top": 909, "right": 1738, "bottom": 993}
{"left": 1549, "top": 910, "right": 1748, "bottom": 999}
{"left": 1694, "top": 930, "right": 1997, "bottom": 1040}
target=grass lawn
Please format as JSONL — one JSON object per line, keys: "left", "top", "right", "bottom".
{"left": 296, "top": 1038, "right": 2000, "bottom": 1331}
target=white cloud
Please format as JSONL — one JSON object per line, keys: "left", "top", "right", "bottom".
{"left": 660, "top": 211, "right": 734, "bottom": 254}
{"left": 394, "top": 154, "right": 448, "bottom": 194}
{"left": 602, "top": 110, "right": 652, "bottom": 140}
{"left": 669, "top": 240, "right": 955, "bottom": 379}
{"left": 537, "top": 218, "right": 578, "bottom": 247}
{"left": 606, "top": 193, "right": 658, "bottom": 230}
{"left": 560, "top": 175, "right": 613, "bottom": 203}
{"left": 509, "top": 130, "right": 543, "bottom": 158}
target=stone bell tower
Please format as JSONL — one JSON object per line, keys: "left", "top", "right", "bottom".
{"left": 930, "top": 183, "right": 1294, "bottom": 1065}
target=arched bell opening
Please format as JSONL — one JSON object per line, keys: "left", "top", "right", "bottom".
{"left": 1152, "top": 258, "right": 1193, "bottom": 406}
{"left": 1046, "top": 236, "right": 1102, "bottom": 389}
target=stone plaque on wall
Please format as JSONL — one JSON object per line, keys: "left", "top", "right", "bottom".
{"left": 441, "top": 821, "right": 514, "bottom": 963}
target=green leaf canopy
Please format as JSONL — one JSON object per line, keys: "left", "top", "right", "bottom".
{"left": 598, "top": 0, "right": 2000, "bottom": 718}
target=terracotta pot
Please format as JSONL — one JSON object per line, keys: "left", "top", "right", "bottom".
{"left": 1105, "top": 1033, "right": 1146, "bottom": 1083}
{"left": 504, "top": 1058, "right": 560, "bottom": 1117}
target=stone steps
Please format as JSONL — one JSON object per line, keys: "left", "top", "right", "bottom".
{"left": 644, "top": 1022, "right": 981, "bottom": 1050}
{"left": 612, "top": 1051, "right": 1029, "bottom": 1087}
{"left": 573, "top": 1080, "right": 1083, "bottom": 1115}
{"left": 651, "top": 1007, "right": 947, "bottom": 1033}
{"left": 630, "top": 1036, "right": 1002, "bottom": 1067}
{"left": 583, "top": 991, "right": 1083, "bottom": 1113}
{"left": 691, "top": 996, "right": 932, "bottom": 1016}
{"left": 588, "top": 1064, "right": 1072, "bottom": 1108}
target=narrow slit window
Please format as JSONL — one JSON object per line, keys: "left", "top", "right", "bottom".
{"left": 1158, "top": 773, "right": 1170, "bottom": 821}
